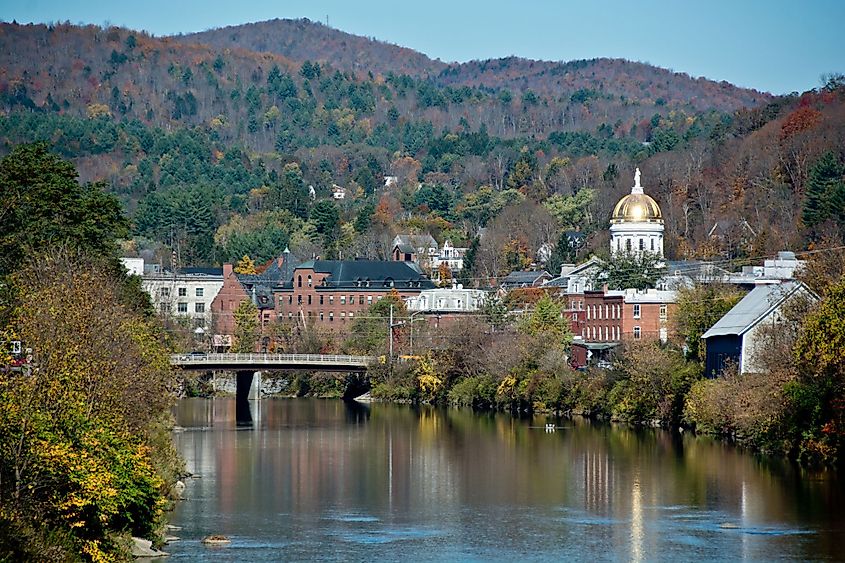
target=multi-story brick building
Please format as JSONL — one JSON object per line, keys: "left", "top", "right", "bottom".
{"left": 570, "top": 288, "right": 678, "bottom": 367}
{"left": 211, "top": 250, "right": 298, "bottom": 350}
{"left": 274, "top": 260, "right": 436, "bottom": 327}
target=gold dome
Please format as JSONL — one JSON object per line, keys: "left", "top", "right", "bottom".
{"left": 611, "top": 168, "right": 663, "bottom": 224}
{"left": 611, "top": 193, "right": 663, "bottom": 224}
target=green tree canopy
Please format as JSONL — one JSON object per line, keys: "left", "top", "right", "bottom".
{"left": 674, "top": 283, "right": 745, "bottom": 362}
{"left": 593, "top": 251, "right": 665, "bottom": 291}
{"left": 0, "top": 143, "right": 129, "bottom": 274}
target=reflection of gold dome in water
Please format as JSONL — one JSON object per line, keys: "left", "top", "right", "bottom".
{"left": 611, "top": 193, "right": 663, "bottom": 223}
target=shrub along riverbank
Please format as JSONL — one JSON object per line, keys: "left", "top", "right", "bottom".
{"left": 358, "top": 255, "right": 844, "bottom": 467}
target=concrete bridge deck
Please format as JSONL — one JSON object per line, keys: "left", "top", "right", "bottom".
{"left": 171, "top": 352, "right": 377, "bottom": 371}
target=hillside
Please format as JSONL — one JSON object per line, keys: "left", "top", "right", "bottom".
{"left": 179, "top": 18, "right": 447, "bottom": 78}
{"left": 183, "top": 19, "right": 770, "bottom": 112}
{"left": 0, "top": 20, "right": 842, "bottom": 274}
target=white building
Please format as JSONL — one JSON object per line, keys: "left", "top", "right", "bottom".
{"left": 610, "top": 168, "right": 664, "bottom": 257}
{"left": 120, "top": 257, "right": 144, "bottom": 277}
{"left": 140, "top": 262, "right": 224, "bottom": 329}
{"left": 331, "top": 184, "right": 346, "bottom": 200}
{"left": 405, "top": 287, "right": 488, "bottom": 313}
{"left": 430, "top": 240, "right": 468, "bottom": 274}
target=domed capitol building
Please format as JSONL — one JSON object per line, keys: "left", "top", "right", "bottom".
{"left": 610, "top": 168, "right": 664, "bottom": 258}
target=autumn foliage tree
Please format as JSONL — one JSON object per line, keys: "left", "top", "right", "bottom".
{"left": 0, "top": 252, "right": 177, "bottom": 560}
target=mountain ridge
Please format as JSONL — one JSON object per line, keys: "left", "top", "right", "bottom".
{"left": 179, "top": 18, "right": 771, "bottom": 111}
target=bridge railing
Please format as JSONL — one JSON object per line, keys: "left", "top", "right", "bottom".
{"left": 170, "top": 352, "right": 377, "bottom": 366}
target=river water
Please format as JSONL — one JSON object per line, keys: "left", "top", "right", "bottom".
{"left": 167, "top": 398, "right": 844, "bottom": 561}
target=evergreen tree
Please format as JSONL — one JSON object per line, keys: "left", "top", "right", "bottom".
{"left": 0, "top": 143, "right": 129, "bottom": 275}
{"left": 272, "top": 163, "right": 309, "bottom": 219}
{"left": 803, "top": 152, "right": 845, "bottom": 229}
{"left": 310, "top": 200, "right": 341, "bottom": 252}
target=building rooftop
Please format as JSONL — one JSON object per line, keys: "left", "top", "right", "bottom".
{"left": 702, "top": 281, "right": 804, "bottom": 339}
{"left": 278, "top": 260, "right": 435, "bottom": 290}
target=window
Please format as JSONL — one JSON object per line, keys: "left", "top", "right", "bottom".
{"left": 586, "top": 306, "right": 590, "bottom": 320}
{"left": 349, "top": 312, "right": 354, "bottom": 319}
{"left": 329, "top": 312, "right": 334, "bottom": 322}
{"left": 626, "top": 239, "right": 632, "bottom": 252}
{"left": 298, "top": 295, "right": 302, "bottom": 305}
{"left": 177, "top": 302, "right": 188, "bottom": 313}
{"left": 195, "top": 287, "right": 204, "bottom": 297}
{"left": 288, "top": 312, "right": 293, "bottom": 319}
{"left": 367, "top": 296, "right": 373, "bottom": 305}
{"left": 660, "top": 304, "right": 668, "bottom": 321}
{"left": 633, "top": 304, "right": 641, "bottom": 319}
{"left": 288, "top": 296, "right": 292, "bottom": 305}
{"left": 178, "top": 287, "right": 187, "bottom": 297}
{"left": 341, "top": 312, "right": 346, "bottom": 320}
{"left": 340, "top": 296, "right": 346, "bottom": 305}
{"left": 308, "top": 295, "right": 312, "bottom": 305}
{"left": 320, "top": 312, "right": 324, "bottom": 321}
{"left": 359, "top": 296, "right": 365, "bottom": 305}
{"left": 320, "top": 295, "right": 324, "bottom": 305}
{"left": 651, "top": 239, "right": 655, "bottom": 251}
{"left": 307, "top": 275, "right": 312, "bottom": 287}
{"left": 329, "top": 296, "right": 334, "bottom": 305}
{"left": 195, "top": 303, "right": 205, "bottom": 313}
{"left": 633, "top": 326, "right": 641, "bottom": 339}
{"left": 160, "top": 287, "right": 170, "bottom": 297}
{"left": 349, "top": 295, "right": 354, "bottom": 305}
{"left": 298, "top": 275, "right": 302, "bottom": 288}
{"left": 639, "top": 239, "right": 645, "bottom": 251}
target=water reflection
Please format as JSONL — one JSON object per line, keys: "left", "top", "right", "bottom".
{"left": 169, "top": 399, "right": 845, "bottom": 561}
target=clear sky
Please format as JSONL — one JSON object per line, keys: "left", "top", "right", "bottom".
{"left": 2, "top": 0, "right": 842, "bottom": 94}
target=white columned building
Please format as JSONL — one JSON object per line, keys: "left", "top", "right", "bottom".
{"left": 610, "top": 168, "right": 664, "bottom": 257}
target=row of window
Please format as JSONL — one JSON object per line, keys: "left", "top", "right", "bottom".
{"left": 616, "top": 238, "right": 658, "bottom": 252}
{"left": 285, "top": 311, "right": 355, "bottom": 321}
{"left": 586, "top": 304, "right": 623, "bottom": 320}
{"left": 295, "top": 275, "right": 420, "bottom": 289}
{"left": 290, "top": 294, "right": 381, "bottom": 306}
{"left": 176, "top": 302, "right": 205, "bottom": 313}
{"left": 582, "top": 326, "right": 641, "bottom": 341}
{"left": 160, "top": 287, "right": 204, "bottom": 298}
{"left": 582, "top": 303, "right": 668, "bottom": 321}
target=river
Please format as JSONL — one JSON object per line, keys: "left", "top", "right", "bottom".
{"left": 166, "top": 398, "right": 844, "bottom": 561}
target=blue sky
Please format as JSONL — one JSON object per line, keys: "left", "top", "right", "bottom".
{"left": 3, "top": 0, "right": 842, "bottom": 94}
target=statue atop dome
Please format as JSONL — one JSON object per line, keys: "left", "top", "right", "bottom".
{"left": 632, "top": 168, "right": 643, "bottom": 194}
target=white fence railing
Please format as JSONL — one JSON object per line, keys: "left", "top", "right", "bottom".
{"left": 171, "top": 353, "right": 377, "bottom": 367}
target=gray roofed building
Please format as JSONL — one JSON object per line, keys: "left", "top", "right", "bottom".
{"left": 702, "top": 281, "right": 817, "bottom": 376}
{"left": 277, "top": 260, "right": 435, "bottom": 291}
{"left": 501, "top": 270, "right": 552, "bottom": 289}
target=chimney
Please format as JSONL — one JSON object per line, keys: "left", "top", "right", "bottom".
{"left": 223, "top": 263, "right": 233, "bottom": 278}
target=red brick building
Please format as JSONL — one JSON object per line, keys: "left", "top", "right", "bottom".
{"left": 274, "top": 260, "right": 436, "bottom": 328}
{"left": 210, "top": 250, "right": 298, "bottom": 350}
{"left": 569, "top": 288, "right": 677, "bottom": 367}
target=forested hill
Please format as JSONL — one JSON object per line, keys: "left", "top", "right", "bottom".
{"left": 0, "top": 20, "right": 842, "bottom": 274}
{"left": 179, "top": 18, "right": 446, "bottom": 79}
{"left": 181, "top": 18, "right": 770, "bottom": 111}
